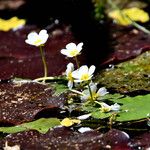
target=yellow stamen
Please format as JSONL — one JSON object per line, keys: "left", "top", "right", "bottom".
{"left": 81, "top": 74, "right": 90, "bottom": 81}
{"left": 67, "top": 72, "right": 73, "bottom": 81}
{"left": 34, "top": 39, "right": 42, "bottom": 45}
{"left": 69, "top": 49, "right": 79, "bottom": 57}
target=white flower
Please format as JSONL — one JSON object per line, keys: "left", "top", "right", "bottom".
{"left": 3, "top": 141, "right": 20, "bottom": 150}
{"left": 77, "top": 114, "right": 91, "bottom": 120}
{"left": 72, "top": 65, "right": 96, "bottom": 82}
{"left": 66, "top": 63, "right": 74, "bottom": 89}
{"left": 100, "top": 102, "right": 120, "bottom": 113}
{"left": 25, "top": 29, "right": 48, "bottom": 47}
{"left": 81, "top": 83, "right": 108, "bottom": 101}
{"left": 110, "top": 103, "right": 121, "bottom": 111}
{"left": 78, "top": 127, "right": 93, "bottom": 133}
{"left": 60, "top": 42, "right": 83, "bottom": 57}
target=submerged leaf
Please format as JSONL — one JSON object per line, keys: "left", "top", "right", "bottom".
{"left": 0, "top": 118, "right": 60, "bottom": 134}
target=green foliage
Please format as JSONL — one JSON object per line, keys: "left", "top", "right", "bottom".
{"left": 111, "top": 94, "right": 150, "bottom": 121}
{"left": 82, "top": 93, "right": 150, "bottom": 122}
{"left": 51, "top": 82, "right": 68, "bottom": 96}
{"left": 92, "top": 0, "right": 106, "bottom": 20}
{"left": 96, "top": 51, "right": 150, "bottom": 93}
{"left": 0, "top": 118, "right": 60, "bottom": 134}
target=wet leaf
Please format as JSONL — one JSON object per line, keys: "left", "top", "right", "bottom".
{"left": 0, "top": 81, "right": 66, "bottom": 125}
{"left": 0, "top": 118, "right": 60, "bottom": 134}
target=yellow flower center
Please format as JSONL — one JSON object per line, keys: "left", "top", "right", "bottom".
{"left": 34, "top": 39, "right": 42, "bottom": 45}
{"left": 67, "top": 72, "right": 73, "bottom": 81}
{"left": 81, "top": 73, "right": 90, "bottom": 81}
{"left": 101, "top": 107, "right": 111, "bottom": 113}
{"left": 87, "top": 92, "right": 98, "bottom": 101}
{"left": 69, "top": 49, "right": 79, "bottom": 57}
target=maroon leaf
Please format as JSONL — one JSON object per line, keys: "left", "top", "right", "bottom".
{"left": 129, "top": 132, "right": 150, "bottom": 149}
{"left": 0, "top": 81, "right": 66, "bottom": 125}
{"left": 101, "top": 25, "right": 150, "bottom": 65}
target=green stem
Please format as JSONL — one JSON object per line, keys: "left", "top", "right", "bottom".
{"left": 33, "top": 76, "right": 64, "bottom": 82}
{"left": 39, "top": 46, "right": 48, "bottom": 81}
{"left": 88, "top": 84, "right": 93, "bottom": 101}
{"left": 75, "top": 56, "right": 80, "bottom": 68}
{"left": 127, "top": 17, "right": 150, "bottom": 34}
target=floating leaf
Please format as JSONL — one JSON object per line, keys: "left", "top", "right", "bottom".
{"left": 110, "top": 94, "right": 150, "bottom": 121}
{"left": 60, "top": 118, "right": 81, "bottom": 127}
{"left": 91, "top": 111, "right": 112, "bottom": 119}
{"left": 0, "top": 118, "right": 60, "bottom": 134}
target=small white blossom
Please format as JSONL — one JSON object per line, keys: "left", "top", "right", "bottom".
{"left": 60, "top": 42, "right": 83, "bottom": 57}
{"left": 66, "top": 63, "right": 74, "bottom": 89}
{"left": 3, "top": 141, "right": 20, "bottom": 150}
{"left": 110, "top": 103, "right": 121, "bottom": 111}
{"left": 77, "top": 114, "right": 91, "bottom": 120}
{"left": 72, "top": 65, "right": 96, "bottom": 82}
{"left": 78, "top": 127, "right": 93, "bottom": 133}
{"left": 81, "top": 83, "right": 108, "bottom": 101}
{"left": 100, "top": 102, "right": 120, "bottom": 113}
{"left": 25, "top": 29, "right": 48, "bottom": 47}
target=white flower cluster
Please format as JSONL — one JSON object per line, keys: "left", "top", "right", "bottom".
{"left": 61, "top": 42, "right": 120, "bottom": 113}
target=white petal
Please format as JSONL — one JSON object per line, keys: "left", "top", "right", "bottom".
{"left": 67, "top": 63, "right": 74, "bottom": 71}
{"left": 90, "top": 84, "right": 97, "bottom": 93}
{"left": 66, "top": 42, "right": 77, "bottom": 50}
{"left": 76, "top": 42, "right": 83, "bottom": 52}
{"left": 74, "top": 79, "right": 83, "bottom": 83}
{"left": 78, "top": 127, "right": 93, "bottom": 133}
{"left": 72, "top": 69, "right": 81, "bottom": 79}
{"left": 78, "top": 65, "right": 88, "bottom": 74}
{"left": 100, "top": 102, "right": 110, "bottom": 108}
{"left": 77, "top": 114, "right": 91, "bottom": 120}
{"left": 25, "top": 39, "right": 34, "bottom": 45}
{"left": 61, "top": 49, "right": 69, "bottom": 55}
{"left": 80, "top": 94, "right": 90, "bottom": 101}
{"left": 68, "top": 81, "right": 73, "bottom": 89}
{"left": 88, "top": 65, "right": 96, "bottom": 76}
{"left": 97, "top": 87, "right": 108, "bottom": 96}
{"left": 39, "top": 29, "right": 49, "bottom": 43}
{"left": 39, "top": 29, "right": 47, "bottom": 36}
{"left": 27, "top": 32, "right": 38, "bottom": 41}
{"left": 110, "top": 103, "right": 120, "bottom": 111}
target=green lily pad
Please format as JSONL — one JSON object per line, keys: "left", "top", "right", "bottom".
{"left": 111, "top": 94, "right": 150, "bottom": 121}
{"left": 96, "top": 51, "right": 150, "bottom": 93}
{"left": 0, "top": 118, "right": 60, "bottom": 134}
{"left": 91, "top": 111, "right": 112, "bottom": 119}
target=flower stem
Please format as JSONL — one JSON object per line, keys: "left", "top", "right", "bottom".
{"left": 33, "top": 76, "right": 64, "bottom": 82}
{"left": 39, "top": 46, "right": 48, "bottom": 82}
{"left": 88, "top": 84, "right": 93, "bottom": 101}
{"left": 75, "top": 56, "right": 80, "bottom": 68}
